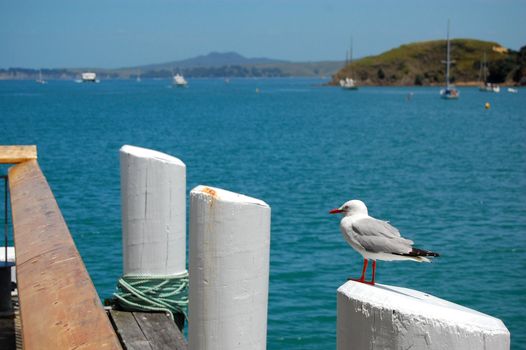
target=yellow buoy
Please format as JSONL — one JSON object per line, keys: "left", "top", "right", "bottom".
{"left": 485, "top": 102, "right": 491, "bottom": 109}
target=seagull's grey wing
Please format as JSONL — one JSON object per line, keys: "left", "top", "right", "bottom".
{"left": 352, "top": 217, "right": 413, "bottom": 254}
{"left": 353, "top": 217, "right": 403, "bottom": 238}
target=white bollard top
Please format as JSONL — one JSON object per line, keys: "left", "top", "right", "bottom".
{"left": 120, "top": 144, "right": 187, "bottom": 276}
{"left": 339, "top": 281, "right": 508, "bottom": 333}
{"left": 338, "top": 281, "right": 510, "bottom": 349}
{"left": 189, "top": 185, "right": 270, "bottom": 350}
{"left": 191, "top": 185, "right": 269, "bottom": 208}
{"left": 120, "top": 145, "right": 185, "bottom": 167}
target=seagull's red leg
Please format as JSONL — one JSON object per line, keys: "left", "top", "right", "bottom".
{"left": 348, "top": 259, "right": 368, "bottom": 283}
{"left": 362, "top": 260, "right": 376, "bottom": 285}
{"left": 371, "top": 260, "right": 376, "bottom": 285}
{"left": 359, "top": 259, "right": 368, "bottom": 282}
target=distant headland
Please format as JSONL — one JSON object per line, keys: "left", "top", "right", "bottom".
{"left": 1, "top": 39, "right": 524, "bottom": 85}
{"left": 332, "top": 39, "right": 525, "bottom": 86}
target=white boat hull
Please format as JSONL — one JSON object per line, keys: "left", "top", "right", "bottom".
{"left": 339, "top": 78, "right": 358, "bottom": 90}
{"left": 479, "top": 84, "right": 500, "bottom": 93}
{"left": 440, "top": 88, "right": 460, "bottom": 99}
{"left": 173, "top": 74, "right": 188, "bottom": 87}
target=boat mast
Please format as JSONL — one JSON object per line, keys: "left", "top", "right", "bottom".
{"left": 483, "top": 51, "right": 487, "bottom": 84}
{"left": 442, "top": 20, "right": 456, "bottom": 89}
{"left": 349, "top": 37, "right": 353, "bottom": 78}
{"left": 445, "top": 20, "right": 451, "bottom": 88}
{"left": 478, "top": 54, "right": 483, "bottom": 84}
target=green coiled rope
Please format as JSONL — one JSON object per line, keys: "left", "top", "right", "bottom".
{"left": 112, "top": 271, "right": 189, "bottom": 320}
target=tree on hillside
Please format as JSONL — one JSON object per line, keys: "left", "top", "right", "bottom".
{"left": 513, "top": 46, "right": 526, "bottom": 85}
{"left": 488, "top": 55, "right": 517, "bottom": 83}
{"left": 377, "top": 68, "right": 385, "bottom": 80}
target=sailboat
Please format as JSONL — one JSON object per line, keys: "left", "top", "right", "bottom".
{"left": 36, "top": 70, "right": 47, "bottom": 84}
{"left": 479, "top": 52, "right": 499, "bottom": 93}
{"left": 136, "top": 68, "right": 142, "bottom": 83}
{"left": 340, "top": 38, "right": 358, "bottom": 90}
{"left": 440, "top": 20, "right": 459, "bottom": 99}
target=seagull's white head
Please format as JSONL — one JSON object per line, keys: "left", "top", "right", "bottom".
{"left": 329, "top": 199, "right": 368, "bottom": 217}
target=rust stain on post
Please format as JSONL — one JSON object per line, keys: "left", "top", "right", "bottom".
{"left": 9, "top": 160, "right": 122, "bottom": 350}
{"left": 0, "top": 145, "right": 37, "bottom": 164}
{"left": 201, "top": 187, "right": 217, "bottom": 198}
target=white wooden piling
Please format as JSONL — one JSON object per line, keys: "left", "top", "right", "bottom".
{"left": 337, "top": 281, "right": 510, "bottom": 350}
{"left": 188, "top": 185, "right": 271, "bottom": 350}
{"left": 0, "top": 247, "right": 16, "bottom": 283}
{"left": 0, "top": 247, "right": 15, "bottom": 315}
{"left": 120, "top": 145, "right": 186, "bottom": 276}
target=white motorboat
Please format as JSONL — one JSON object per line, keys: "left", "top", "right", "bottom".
{"left": 80, "top": 72, "right": 99, "bottom": 83}
{"left": 173, "top": 74, "right": 188, "bottom": 87}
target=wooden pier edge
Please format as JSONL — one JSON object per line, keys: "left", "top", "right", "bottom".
{"left": 108, "top": 310, "right": 187, "bottom": 350}
{"left": 9, "top": 160, "right": 122, "bottom": 350}
{"left": 0, "top": 146, "right": 37, "bottom": 164}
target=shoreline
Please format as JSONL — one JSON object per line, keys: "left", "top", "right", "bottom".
{"left": 0, "top": 77, "right": 522, "bottom": 87}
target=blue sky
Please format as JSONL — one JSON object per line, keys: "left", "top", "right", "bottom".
{"left": 1, "top": 0, "right": 524, "bottom": 68}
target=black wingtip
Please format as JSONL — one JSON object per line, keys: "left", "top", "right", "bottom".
{"left": 401, "top": 248, "right": 440, "bottom": 258}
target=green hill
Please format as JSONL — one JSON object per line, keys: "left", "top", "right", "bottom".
{"left": 332, "top": 39, "right": 525, "bottom": 86}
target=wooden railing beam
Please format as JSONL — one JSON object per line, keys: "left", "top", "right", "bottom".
{"left": 9, "top": 160, "right": 122, "bottom": 350}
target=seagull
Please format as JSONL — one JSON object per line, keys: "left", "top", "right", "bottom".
{"left": 330, "top": 199, "right": 439, "bottom": 285}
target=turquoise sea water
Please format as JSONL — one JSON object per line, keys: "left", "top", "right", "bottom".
{"left": 1, "top": 79, "right": 525, "bottom": 349}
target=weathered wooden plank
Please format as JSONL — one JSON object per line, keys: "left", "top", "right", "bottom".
{"left": 9, "top": 160, "right": 122, "bottom": 350}
{"left": 0, "top": 146, "right": 37, "bottom": 164}
{"left": 108, "top": 310, "right": 152, "bottom": 350}
{"left": 133, "top": 312, "right": 187, "bottom": 350}
{"left": 0, "top": 295, "right": 20, "bottom": 350}
{"left": 0, "top": 316, "right": 16, "bottom": 350}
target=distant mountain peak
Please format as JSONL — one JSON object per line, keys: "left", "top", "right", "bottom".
{"left": 173, "top": 51, "right": 284, "bottom": 68}
{"left": 131, "top": 51, "right": 291, "bottom": 71}
{"left": 206, "top": 51, "right": 246, "bottom": 58}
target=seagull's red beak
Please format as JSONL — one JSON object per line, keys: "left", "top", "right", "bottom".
{"left": 329, "top": 208, "right": 343, "bottom": 214}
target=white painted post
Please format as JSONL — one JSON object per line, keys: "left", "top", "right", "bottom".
{"left": 337, "top": 281, "right": 510, "bottom": 350}
{"left": 120, "top": 145, "right": 186, "bottom": 276}
{"left": 0, "top": 247, "right": 16, "bottom": 283}
{"left": 188, "top": 185, "right": 271, "bottom": 350}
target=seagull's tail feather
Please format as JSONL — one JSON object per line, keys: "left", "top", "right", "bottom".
{"left": 393, "top": 248, "right": 439, "bottom": 263}
{"left": 407, "top": 247, "right": 440, "bottom": 258}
